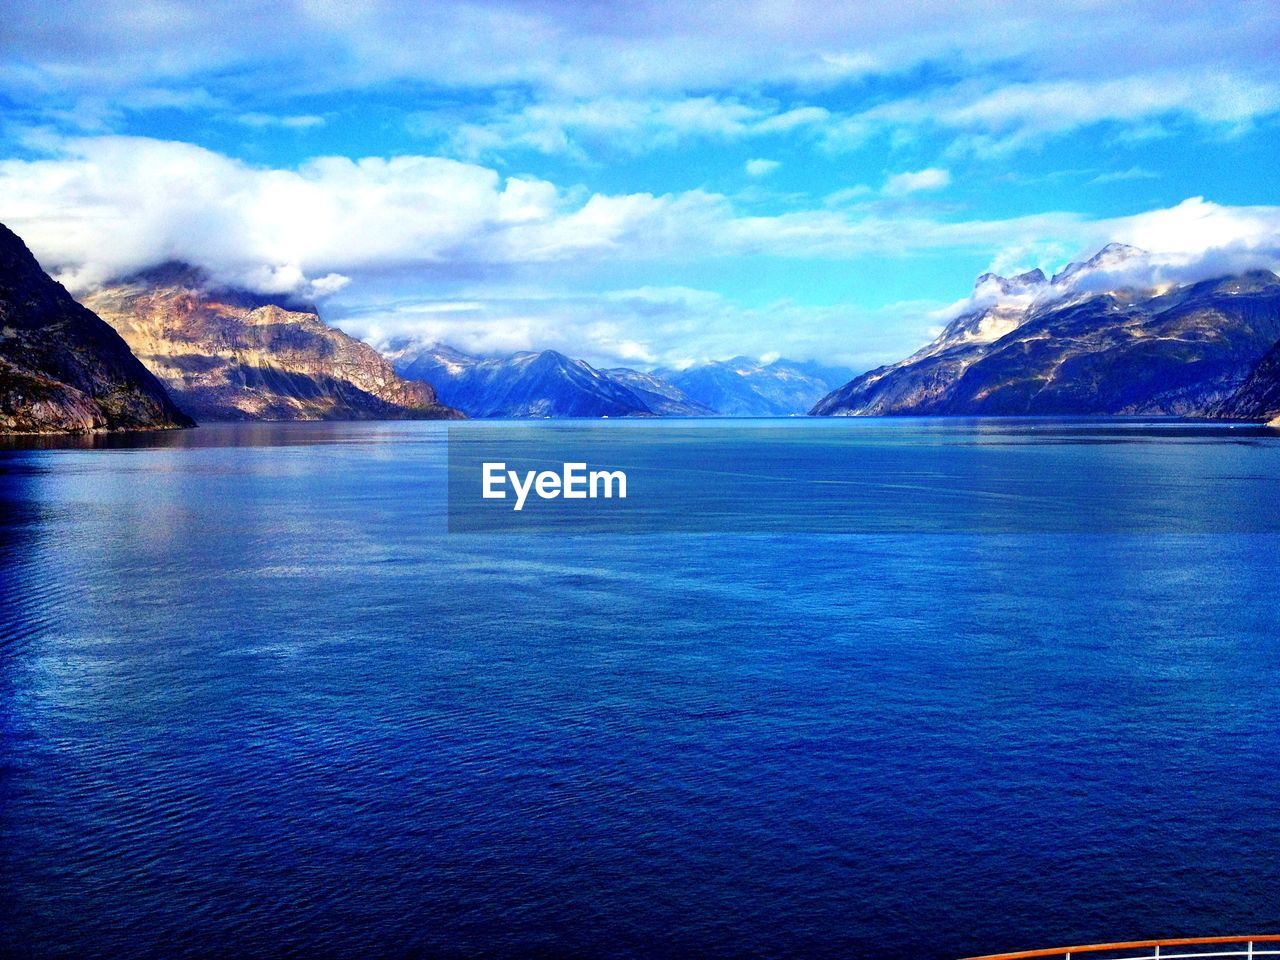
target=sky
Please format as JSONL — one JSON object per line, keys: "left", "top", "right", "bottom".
{"left": 0, "top": 0, "right": 1278, "bottom": 371}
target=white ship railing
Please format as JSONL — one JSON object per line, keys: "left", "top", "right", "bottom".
{"left": 962, "top": 936, "right": 1280, "bottom": 960}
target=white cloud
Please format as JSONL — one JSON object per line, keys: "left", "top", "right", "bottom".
{"left": 409, "top": 68, "right": 1280, "bottom": 161}
{"left": 345, "top": 285, "right": 934, "bottom": 373}
{"left": 4, "top": 139, "right": 1277, "bottom": 293}
{"left": 3, "top": 2, "right": 1277, "bottom": 161}
{"left": 883, "top": 167, "right": 951, "bottom": 195}
{"left": 306, "top": 272, "right": 351, "bottom": 297}
{"left": 745, "top": 158, "right": 780, "bottom": 177}
{"left": 1, "top": 139, "right": 1277, "bottom": 367}
{"left": 415, "top": 97, "right": 828, "bottom": 159}
{"left": 940, "top": 197, "right": 1280, "bottom": 330}
{"left": 604, "top": 286, "right": 725, "bottom": 307}
{"left": 1089, "top": 166, "right": 1160, "bottom": 185}
{"left": 4, "top": 1, "right": 1276, "bottom": 101}
{"left": 823, "top": 184, "right": 873, "bottom": 206}
{"left": 754, "top": 106, "right": 832, "bottom": 133}
{"left": 943, "top": 75, "right": 1273, "bottom": 132}
{"left": 834, "top": 73, "right": 1280, "bottom": 157}
{"left": 0, "top": 136, "right": 576, "bottom": 291}
{"left": 237, "top": 113, "right": 327, "bottom": 129}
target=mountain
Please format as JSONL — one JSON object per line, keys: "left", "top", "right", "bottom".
{"left": 812, "top": 245, "right": 1280, "bottom": 417}
{"left": 0, "top": 223, "right": 192, "bottom": 434}
{"left": 599, "top": 368, "right": 715, "bottom": 416}
{"left": 657, "top": 357, "right": 852, "bottom": 416}
{"left": 388, "top": 343, "right": 656, "bottom": 418}
{"left": 81, "top": 264, "right": 460, "bottom": 421}
{"left": 386, "top": 343, "right": 844, "bottom": 418}
{"left": 1214, "top": 339, "right": 1280, "bottom": 425}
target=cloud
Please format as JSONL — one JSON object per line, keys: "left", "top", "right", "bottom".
{"left": 950, "top": 199, "right": 1280, "bottom": 309}
{"left": 3, "top": 2, "right": 1277, "bottom": 162}
{"left": 4, "top": 1, "right": 1277, "bottom": 99}
{"left": 745, "top": 158, "right": 780, "bottom": 177}
{"left": 346, "top": 285, "right": 935, "bottom": 373}
{"left": 253, "top": 72, "right": 1280, "bottom": 165}
{"left": 943, "top": 75, "right": 1273, "bottom": 133}
{"left": 0, "top": 136, "right": 581, "bottom": 292}
{"left": 1, "top": 138, "right": 1277, "bottom": 367}
{"left": 823, "top": 184, "right": 873, "bottom": 206}
{"left": 3, "top": 138, "right": 1277, "bottom": 291}
{"left": 237, "top": 113, "right": 327, "bottom": 129}
{"left": 1089, "top": 166, "right": 1160, "bottom": 185}
{"left": 309, "top": 201, "right": 1280, "bottom": 368}
{"left": 2, "top": 5, "right": 1277, "bottom": 374}
{"left": 413, "top": 97, "right": 828, "bottom": 159}
{"left": 831, "top": 73, "right": 1280, "bottom": 157}
{"left": 940, "top": 197, "right": 1280, "bottom": 328}
{"left": 883, "top": 167, "right": 950, "bottom": 195}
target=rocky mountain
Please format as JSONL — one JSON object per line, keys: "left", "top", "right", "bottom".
{"left": 1215, "top": 339, "right": 1280, "bottom": 425}
{"left": 81, "top": 264, "right": 460, "bottom": 422}
{"left": 388, "top": 343, "right": 657, "bottom": 418}
{"left": 657, "top": 357, "right": 852, "bottom": 417}
{"left": 598, "top": 368, "right": 715, "bottom": 416}
{"left": 0, "top": 223, "right": 192, "bottom": 434}
{"left": 812, "top": 244, "right": 1280, "bottom": 417}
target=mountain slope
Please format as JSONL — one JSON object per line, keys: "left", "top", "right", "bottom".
{"left": 658, "top": 357, "right": 851, "bottom": 416}
{"left": 388, "top": 343, "right": 655, "bottom": 418}
{"left": 599, "top": 368, "right": 715, "bottom": 416}
{"left": 82, "top": 265, "right": 460, "bottom": 421}
{"left": 1215, "top": 339, "right": 1280, "bottom": 424}
{"left": 0, "top": 223, "right": 192, "bottom": 434}
{"left": 813, "top": 246, "right": 1280, "bottom": 417}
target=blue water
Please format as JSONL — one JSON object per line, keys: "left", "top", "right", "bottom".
{"left": 2, "top": 419, "right": 1279, "bottom": 960}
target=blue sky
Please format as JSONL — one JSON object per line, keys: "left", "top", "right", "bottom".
{"left": 1, "top": 0, "right": 1278, "bottom": 370}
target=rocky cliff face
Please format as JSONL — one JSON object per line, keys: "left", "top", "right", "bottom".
{"left": 813, "top": 245, "right": 1280, "bottom": 417}
{"left": 0, "top": 223, "right": 192, "bottom": 434}
{"left": 82, "top": 265, "right": 461, "bottom": 421}
{"left": 1214, "top": 339, "right": 1280, "bottom": 424}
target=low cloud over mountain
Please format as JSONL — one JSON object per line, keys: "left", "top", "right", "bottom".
{"left": 813, "top": 246, "right": 1280, "bottom": 418}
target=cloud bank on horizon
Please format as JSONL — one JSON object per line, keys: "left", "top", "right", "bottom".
{"left": 0, "top": 0, "right": 1277, "bottom": 370}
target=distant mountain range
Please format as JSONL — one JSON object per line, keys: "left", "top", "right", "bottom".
{"left": 387, "top": 344, "right": 668, "bottom": 418}
{"left": 813, "top": 243, "right": 1280, "bottom": 423}
{"left": 385, "top": 342, "right": 852, "bottom": 418}
{"left": 82, "top": 265, "right": 460, "bottom": 422}
{"left": 654, "top": 357, "right": 852, "bottom": 417}
{"left": 0, "top": 223, "right": 191, "bottom": 434}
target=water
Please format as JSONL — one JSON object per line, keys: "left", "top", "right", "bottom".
{"left": 2, "top": 419, "right": 1278, "bottom": 960}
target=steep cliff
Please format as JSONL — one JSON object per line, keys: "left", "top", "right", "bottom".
{"left": 0, "top": 223, "right": 192, "bottom": 434}
{"left": 83, "top": 265, "right": 461, "bottom": 421}
{"left": 1215, "top": 339, "right": 1280, "bottom": 424}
